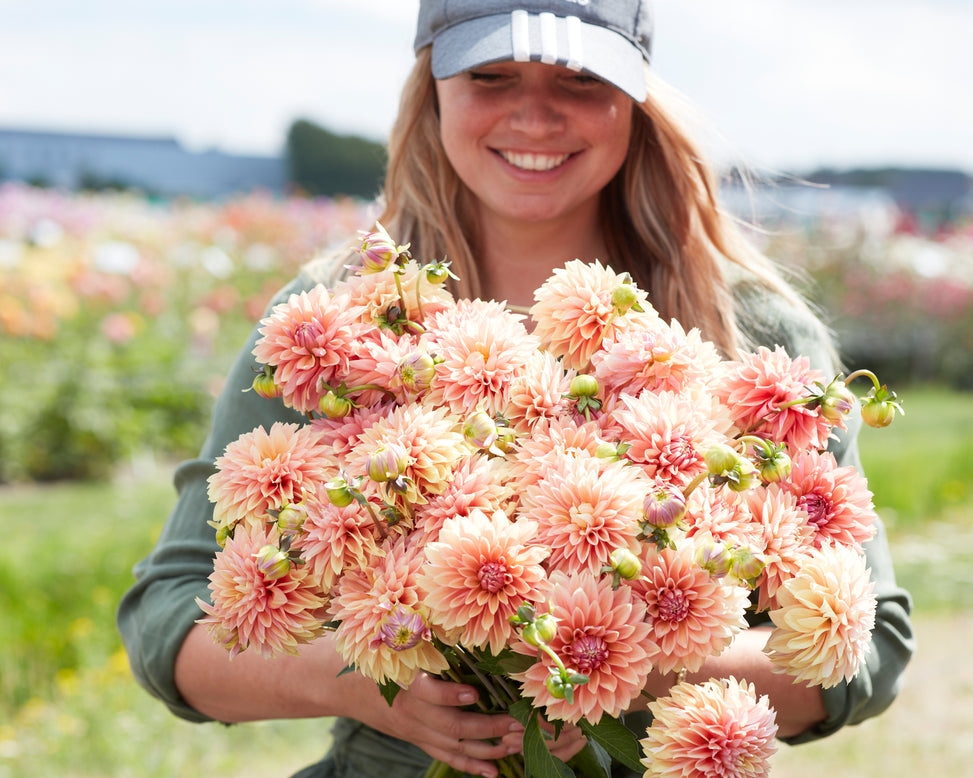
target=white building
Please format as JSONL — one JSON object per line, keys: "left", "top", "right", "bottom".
{"left": 0, "top": 127, "right": 286, "bottom": 199}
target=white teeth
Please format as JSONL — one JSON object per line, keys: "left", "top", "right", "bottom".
{"left": 499, "top": 151, "right": 570, "bottom": 171}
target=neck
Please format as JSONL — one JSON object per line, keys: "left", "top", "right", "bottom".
{"left": 474, "top": 210, "right": 608, "bottom": 310}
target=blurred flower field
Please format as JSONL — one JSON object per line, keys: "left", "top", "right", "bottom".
{"left": 1, "top": 182, "right": 972, "bottom": 776}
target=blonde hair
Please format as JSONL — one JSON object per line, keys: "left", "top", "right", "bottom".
{"left": 374, "top": 48, "right": 810, "bottom": 358}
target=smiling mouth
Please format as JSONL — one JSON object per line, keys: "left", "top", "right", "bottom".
{"left": 496, "top": 150, "right": 572, "bottom": 171}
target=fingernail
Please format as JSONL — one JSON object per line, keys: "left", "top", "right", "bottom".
{"left": 459, "top": 691, "right": 477, "bottom": 705}
{"left": 508, "top": 721, "right": 524, "bottom": 732}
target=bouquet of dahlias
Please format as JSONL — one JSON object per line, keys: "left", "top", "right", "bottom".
{"left": 198, "top": 225, "right": 903, "bottom": 778}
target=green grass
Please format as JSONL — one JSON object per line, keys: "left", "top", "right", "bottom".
{"left": 0, "top": 385, "right": 970, "bottom": 776}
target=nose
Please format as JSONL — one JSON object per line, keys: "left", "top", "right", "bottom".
{"left": 507, "top": 82, "right": 566, "bottom": 136}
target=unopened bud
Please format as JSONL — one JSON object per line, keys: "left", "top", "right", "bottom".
{"left": 569, "top": 374, "right": 599, "bottom": 398}
{"left": 325, "top": 477, "right": 355, "bottom": 507}
{"left": 366, "top": 443, "right": 410, "bottom": 483}
{"left": 251, "top": 367, "right": 281, "bottom": 399}
{"left": 463, "top": 410, "right": 499, "bottom": 450}
{"left": 319, "top": 391, "right": 354, "bottom": 419}
{"left": 704, "top": 444, "right": 740, "bottom": 476}
{"left": 611, "top": 284, "right": 639, "bottom": 314}
{"left": 609, "top": 548, "right": 642, "bottom": 581}
{"left": 276, "top": 503, "right": 306, "bottom": 534}
{"left": 253, "top": 545, "right": 291, "bottom": 580}
{"left": 534, "top": 614, "right": 558, "bottom": 644}
{"left": 820, "top": 381, "right": 857, "bottom": 424}
{"left": 755, "top": 446, "right": 792, "bottom": 484}
{"left": 642, "top": 487, "right": 686, "bottom": 529}
{"left": 695, "top": 535, "right": 732, "bottom": 578}
{"left": 424, "top": 260, "right": 457, "bottom": 285}
{"left": 726, "top": 459, "right": 760, "bottom": 493}
{"left": 398, "top": 351, "right": 437, "bottom": 393}
{"left": 729, "top": 547, "right": 765, "bottom": 585}
{"left": 357, "top": 227, "right": 400, "bottom": 274}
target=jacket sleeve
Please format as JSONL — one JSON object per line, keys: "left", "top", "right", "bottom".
{"left": 116, "top": 274, "right": 314, "bottom": 722}
{"left": 734, "top": 282, "right": 916, "bottom": 743}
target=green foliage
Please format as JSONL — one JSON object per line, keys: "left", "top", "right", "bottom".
{"left": 286, "top": 118, "right": 386, "bottom": 198}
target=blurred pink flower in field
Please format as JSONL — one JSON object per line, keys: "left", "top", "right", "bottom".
{"left": 530, "top": 259, "right": 654, "bottom": 370}
{"left": 766, "top": 543, "right": 876, "bottom": 688}
{"left": 419, "top": 509, "right": 549, "bottom": 653}
{"left": 331, "top": 536, "right": 449, "bottom": 686}
{"left": 518, "top": 572, "right": 652, "bottom": 723}
{"left": 100, "top": 311, "right": 140, "bottom": 343}
{"left": 641, "top": 676, "right": 777, "bottom": 778}
{"left": 782, "top": 450, "right": 876, "bottom": 550}
{"left": 614, "top": 389, "right": 732, "bottom": 487}
{"left": 631, "top": 544, "right": 749, "bottom": 674}
{"left": 717, "top": 346, "right": 832, "bottom": 453}
{"left": 207, "top": 421, "right": 332, "bottom": 533}
{"left": 196, "top": 523, "right": 327, "bottom": 658}
{"left": 423, "top": 300, "right": 538, "bottom": 417}
{"left": 252, "top": 285, "right": 365, "bottom": 413}
{"left": 523, "top": 451, "right": 646, "bottom": 576}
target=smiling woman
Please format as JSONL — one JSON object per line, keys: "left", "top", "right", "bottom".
{"left": 117, "top": 2, "right": 915, "bottom": 778}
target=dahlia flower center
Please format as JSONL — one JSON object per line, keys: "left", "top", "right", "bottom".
{"left": 569, "top": 503, "right": 601, "bottom": 534}
{"left": 799, "top": 493, "right": 831, "bottom": 528}
{"left": 657, "top": 588, "right": 690, "bottom": 622}
{"left": 292, "top": 320, "right": 324, "bottom": 352}
{"left": 477, "top": 561, "right": 509, "bottom": 593}
{"left": 661, "top": 435, "right": 698, "bottom": 470}
{"left": 568, "top": 634, "right": 609, "bottom": 674}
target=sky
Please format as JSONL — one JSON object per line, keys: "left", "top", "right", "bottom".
{"left": 1, "top": 0, "right": 971, "bottom": 175}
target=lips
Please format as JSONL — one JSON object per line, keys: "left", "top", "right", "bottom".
{"left": 496, "top": 150, "right": 572, "bottom": 171}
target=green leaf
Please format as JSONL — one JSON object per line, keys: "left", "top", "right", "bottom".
{"left": 507, "top": 698, "right": 534, "bottom": 727}
{"left": 568, "top": 740, "right": 612, "bottom": 778}
{"left": 579, "top": 716, "right": 644, "bottom": 773}
{"left": 474, "top": 647, "right": 536, "bottom": 676}
{"left": 523, "top": 711, "right": 574, "bottom": 778}
{"left": 378, "top": 679, "right": 401, "bottom": 707}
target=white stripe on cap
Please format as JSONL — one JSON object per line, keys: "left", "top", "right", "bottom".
{"left": 539, "top": 12, "right": 558, "bottom": 64}
{"left": 565, "top": 16, "right": 583, "bottom": 71}
{"left": 511, "top": 10, "right": 530, "bottom": 62}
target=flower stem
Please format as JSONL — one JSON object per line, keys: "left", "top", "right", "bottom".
{"left": 843, "top": 369, "right": 882, "bottom": 392}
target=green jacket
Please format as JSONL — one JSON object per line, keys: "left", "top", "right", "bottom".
{"left": 117, "top": 266, "right": 915, "bottom": 777}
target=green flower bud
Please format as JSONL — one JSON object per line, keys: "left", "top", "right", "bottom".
{"left": 276, "top": 503, "right": 306, "bottom": 534}
{"left": 609, "top": 548, "right": 642, "bottom": 581}
{"left": 820, "top": 381, "right": 857, "bottom": 424}
{"left": 729, "top": 547, "right": 765, "bottom": 586}
{"left": 463, "top": 410, "right": 499, "bottom": 450}
{"left": 534, "top": 614, "right": 558, "bottom": 644}
{"left": 546, "top": 673, "right": 568, "bottom": 700}
{"left": 754, "top": 446, "right": 792, "bottom": 484}
{"left": 704, "top": 444, "right": 740, "bottom": 476}
{"left": 725, "top": 459, "right": 760, "bottom": 493}
{"left": 324, "top": 477, "right": 355, "bottom": 508}
{"left": 319, "top": 391, "right": 354, "bottom": 419}
{"left": 521, "top": 622, "right": 542, "bottom": 648}
{"left": 642, "top": 487, "right": 686, "bottom": 529}
{"left": 251, "top": 367, "right": 281, "bottom": 399}
{"left": 398, "top": 351, "right": 437, "bottom": 393}
{"left": 695, "top": 535, "right": 731, "bottom": 578}
{"left": 253, "top": 545, "right": 291, "bottom": 580}
{"left": 366, "top": 443, "right": 409, "bottom": 483}
{"left": 424, "top": 260, "right": 457, "bottom": 285}
{"left": 611, "top": 283, "right": 639, "bottom": 314}
{"left": 569, "top": 374, "right": 599, "bottom": 398}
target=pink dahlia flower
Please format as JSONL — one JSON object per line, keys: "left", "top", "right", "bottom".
{"left": 523, "top": 450, "right": 646, "bottom": 576}
{"left": 310, "top": 403, "right": 391, "bottom": 468}
{"left": 641, "top": 676, "right": 778, "bottom": 778}
{"left": 747, "top": 485, "right": 815, "bottom": 611}
{"left": 207, "top": 422, "right": 332, "bottom": 533}
{"left": 614, "top": 389, "right": 732, "bottom": 487}
{"left": 591, "top": 318, "right": 722, "bottom": 398}
{"left": 505, "top": 350, "right": 574, "bottom": 434}
{"left": 330, "top": 536, "right": 449, "bottom": 686}
{"left": 422, "top": 300, "right": 538, "bottom": 417}
{"left": 782, "top": 450, "right": 877, "bottom": 551}
{"left": 341, "top": 260, "right": 454, "bottom": 326}
{"left": 345, "top": 402, "right": 467, "bottom": 507}
{"left": 413, "top": 455, "right": 511, "bottom": 542}
{"left": 717, "top": 346, "right": 832, "bottom": 453}
{"left": 296, "top": 491, "right": 382, "bottom": 594}
{"left": 251, "top": 285, "right": 364, "bottom": 413}
{"left": 530, "top": 259, "right": 654, "bottom": 371}
{"left": 517, "top": 572, "right": 652, "bottom": 723}
{"left": 504, "top": 417, "right": 606, "bottom": 497}
{"left": 685, "top": 486, "right": 764, "bottom": 551}
{"left": 196, "top": 523, "right": 327, "bottom": 658}
{"left": 341, "top": 329, "right": 422, "bottom": 407}
{"left": 630, "top": 544, "right": 749, "bottom": 675}
{"left": 766, "top": 542, "right": 876, "bottom": 688}
{"left": 419, "top": 509, "right": 549, "bottom": 654}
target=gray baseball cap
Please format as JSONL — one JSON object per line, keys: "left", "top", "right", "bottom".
{"left": 414, "top": 0, "right": 653, "bottom": 101}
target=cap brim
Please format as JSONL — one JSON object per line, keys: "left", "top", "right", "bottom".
{"left": 429, "top": 14, "right": 648, "bottom": 102}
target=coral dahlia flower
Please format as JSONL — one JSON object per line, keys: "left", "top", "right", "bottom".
{"left": 517, "top": 572, "right": 653, "bottom": 723}
{"left": 522, "top": 450, "right": 647, "bottom": 576}
{"left": 413, "top": 455, "right": 511, "bottom": 542}
{"left": 196, "top": 523, "right": 327, "bottom": 658}
{"left": 631, "top": 544, "right": 749, "bottom": 675}
{"left": 341, "top": 259, "right": 454, "bottom": 326}
{"left": 717, "top": 346, "right": 832, "bottom": 453}
{"left": 207, "top": 422, "right": 332, "bottom": 533}
{"left": 746, "top": 485, "right": 815, "bottom": 611}
{"left": 641, "top": 676, "right": 778, "bottom": 778}
{"left": 252, "top": 285, "right": 364, "bottom": 413}
{"left": 330, "top": 536, "right": 449, "bottom": 687}
{"left": 530, "top": 259, "right": 654, "bottom": 371}
{"left": 782, "top": 450, "right": 877, "bottom": 551}
{"left": 504, "top": 417, "right": 606, "bottom": 497}
{"left": 505, "top": 350, "right": 574, "bottom": 434}
{"left": 765, "top": 542, "right": 876, "bottom": 688}
{"left": 419, "top": 509, "right": 549, "bottom": 654}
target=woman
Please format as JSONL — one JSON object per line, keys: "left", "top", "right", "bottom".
{"left": 117, "top": 3, "right": 915, "bottom": 777}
